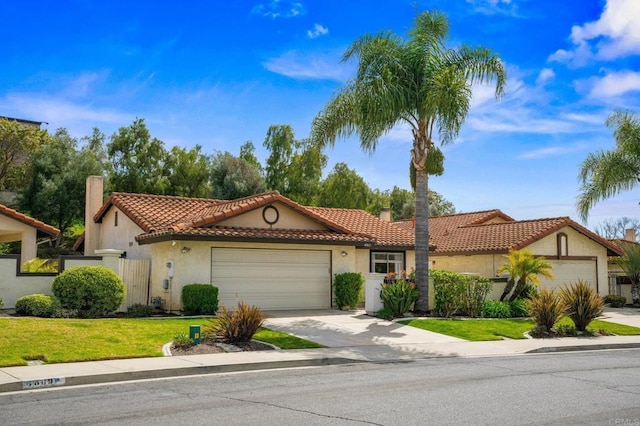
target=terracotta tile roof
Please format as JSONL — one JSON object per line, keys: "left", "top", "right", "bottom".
{"left": 95, "top": 192, "right": 219, "bottom": 232}
{"left": 0, "top": 203, "right": 60, "bottom": 236}
{"left": 429, "top": 216, "right": 623, "bottom": 256}
{"left": 176, "top": 191, "right": 355, "bottom": 235}
{"left": 97, "top": 191, "right": 400, "bottom": 247}
{"left": 308, "top": 207, "right": 415, "bottom": 247}
{"left": 136, "top": 227, "right": 375, "bottom": 244}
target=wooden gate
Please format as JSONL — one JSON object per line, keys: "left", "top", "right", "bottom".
{"left": 118, "top": 259, "right": 151, "bottom": 312}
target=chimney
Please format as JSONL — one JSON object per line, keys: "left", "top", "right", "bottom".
{"left": 625, "top": 228, "right": 636, "bottom": 242}
{"left": 379, "top": 208, "right": 391, "bottom": 222}
{"left": 84, "top": 176, "right": 104, "bottom": 256}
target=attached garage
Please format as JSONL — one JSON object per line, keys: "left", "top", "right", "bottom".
{"left": 211, "top": 247, "right": 332, "bottom": 310}
{"left": 545, "top": 259, "right": 598, "bottom": 292}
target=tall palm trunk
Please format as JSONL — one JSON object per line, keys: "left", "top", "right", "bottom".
{"left": 414, "top": 167, "right": 430, "bottom": 311}
{"left": 413, "top": 125, "right": 430, "bottom": 312}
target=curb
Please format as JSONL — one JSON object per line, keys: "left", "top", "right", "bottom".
{"left": 0, "top": 357, "right": 364, "bottom": 394}
{"left": 526, "top": 342, "right": 640, "bottom": 354}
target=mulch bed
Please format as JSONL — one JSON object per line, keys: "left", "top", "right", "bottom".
{"left": 170, "top": 340, "right": 275, "bottom": 356}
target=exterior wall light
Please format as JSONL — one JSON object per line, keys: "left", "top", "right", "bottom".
{"left": 181, "top": 246, "right": 191, "bottom": 253}
{"left": 341, "top": 250, "right": 348, "bottom": 257}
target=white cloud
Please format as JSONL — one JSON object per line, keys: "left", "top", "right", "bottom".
{"left": 577, "top": 70, "right": 640, "bottom": 98}
{"left": 517, "top": 143, "right": 585, "bottom": 160}
{"left": 0, "top": 93, "right": 132, "bottom": 136}
{"left": 251, "top": 1, "right": 305, "bottom": 18}
{"left": 465, "top": 0, "right": 519, "bottom": 16}
{"left": 549, "top": 0, "right": 640, "bottom": 66}
{"left": 535, "top": 68, "right": 555, "bottom": 86}
{"left": 307, "top": 23, "right": 328, "bottom": 39}
{"left": 263, "top": 50, "right": 352, "bottom": 81}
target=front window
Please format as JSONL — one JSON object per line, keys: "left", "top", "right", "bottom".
{"left": 371, "top": 252, "right": 404, "bottom": 276}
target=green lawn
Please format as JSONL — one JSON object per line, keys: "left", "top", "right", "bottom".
{"left": 0, "top": 317, "right": 322, "bottom": 367}
{"left": 399, "top": 317, "right": 640, "bottom": 341}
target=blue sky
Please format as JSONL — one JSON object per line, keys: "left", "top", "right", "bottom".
{"left": 2, "top": 0, "right": 640, "bottom": 230}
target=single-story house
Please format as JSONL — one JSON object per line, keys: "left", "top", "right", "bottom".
{"left": 83, "top": 175, "right": 622, "bottom": 311}
{"left": 0, "top": 203, "right": 60, "bottom": 269}
{"left": 393, "top": 210, "right": 623, "bottom": 298}
{"left": 82, "top": 176, "right": 414, "bottom": 311}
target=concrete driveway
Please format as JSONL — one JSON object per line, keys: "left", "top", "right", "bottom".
{"left": 264, "top": 309, "right": 463, "bottom": 349}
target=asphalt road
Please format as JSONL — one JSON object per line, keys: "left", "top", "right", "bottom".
{"left": 3, "top": 349, "right": 640, "bottom": 425}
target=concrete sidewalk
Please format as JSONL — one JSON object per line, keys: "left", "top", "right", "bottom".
{"left": 1, "top": 307, "right": 639, "bottom": 394}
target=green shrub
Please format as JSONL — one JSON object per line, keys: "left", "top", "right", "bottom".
{"left": 519, "top": 282, "right": 539, "bottom": 300}
{"left": 481, "top": 300, "right": 512, "bottom": 318}
{"left": 376, "top": 307, "right": 394, "bottom": 320}
{"left": 0, "top": 298, "right": 3, "bottom": 309}
{"left": 172, "top": 332, "right": 193, "bottom": 349}
{"left": 126, "top": 303, "right": 154, "bottom": 318}
{"left": 462, "top": 276, "right": 493, "bottom": 318}
{"left": 15, "top": 294, "right": 61, "bottom": 317}
{"left": 604, "top": 294, "right": 626, "bottom": 308}
{"left": 207, "top": 302, "right": 264, "bottom": 343}
{"left": 52, "top": 266, "right": 126, "bottom": 318}
{"left": 509, "top": 298, "right": 529, "bottom": 317}
{"left": 333, "top": 272, "right": 364, "bottom": 310}
{"left": 559, "top": 280, "right": 604, "bottom": 332}
{"left": 527, "top": 288, "right": 565, "bottom": 333}
{"left": 380, "top": 279, "right": 420, "bottom": 318}
{"left": 555, "top": 324, "right": 577, "bottom": 337}
{"left": 431, "top": 270, "right": 465, "bottom": 317}
{"left": 181, "top": 284, "right": 218, "bottom": 315}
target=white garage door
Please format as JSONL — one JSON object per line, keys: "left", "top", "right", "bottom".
{"left": 545, "top": 260, "right": 597, "bottom": 291}
{"left": 211, "top": 248, "right": 331, "bottom": 310}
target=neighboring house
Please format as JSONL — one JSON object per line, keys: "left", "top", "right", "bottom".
{"left": 0, "top": 203, "right": 60, "bottom": 269}
{"left": 0, "top": 116, "right": 44, "bottom": 128}
{"left": 82, "top": 177, "right": 414, "bottom": 311}
{"left": 393, "top": 210, "right": 623, "bottom": 298}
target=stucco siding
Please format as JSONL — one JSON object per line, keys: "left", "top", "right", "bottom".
{"left": 148, "top": 240, "right": 359, "bottom": 312}
{"left": 217, "top": 202, "right": 327, "bottom": 230}
{"left": 99, "top": 208, "right": 151, "bottom": 259}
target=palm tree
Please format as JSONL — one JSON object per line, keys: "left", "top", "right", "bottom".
{"left": 310, "top": 10, "right": 506, "bottom": 311}
{"left": 497, "top": 249, "right": 524, "bottom": 301}
{"left": 578, "top": 110, "right": 640, "bottom": 221}
{"left": 497, "top": 249, "right": 554, "bottom": 302}
{"left": 614, "top": 244, "right": 640, "bottom": 307}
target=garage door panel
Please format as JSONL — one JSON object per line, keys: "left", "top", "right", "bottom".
{"left": 211, "top": 248, "right": 331, "bottom": 310}
{"left": 544, "top": 260, "right": 597, "bottom": 290}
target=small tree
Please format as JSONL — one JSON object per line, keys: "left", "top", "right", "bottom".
{"left": 497, "top": 249, "right": 553, "bottom": 302}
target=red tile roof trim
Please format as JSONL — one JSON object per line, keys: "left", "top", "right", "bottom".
{"left": 0, "top": 203, "right": 60, "bottom": 236}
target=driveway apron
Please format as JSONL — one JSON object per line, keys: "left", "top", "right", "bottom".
{"left": 264, "top": 310, "right": 463, "bottom": 348}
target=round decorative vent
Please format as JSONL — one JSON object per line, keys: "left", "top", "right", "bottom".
{"left": 262, "top": 205, "right": 279, "bottom": 225}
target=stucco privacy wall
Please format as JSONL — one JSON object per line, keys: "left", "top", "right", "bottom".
{"left": 0, "top": 256, "right": 106, "bottom": 309}
{"left": 99, "top": 207, "right": 151, "bottom": 259}
{"left": 148, "top": 240, "right": 358, "bottom": 310}
{"left": 0, "top": 256, "right": 54, "bottom": 308}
